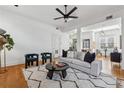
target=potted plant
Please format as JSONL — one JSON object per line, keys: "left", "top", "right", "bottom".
{"left": 0, "top": 28, "right": 15, "bottom": 73}
{"left": 3, "top": 34, "right": 15, "bottom": 51}
{"left": 0, "top": 33, "right": 14, "bottom": 73}
{"left": 0, "top": 34, "right": 14, "bottom": 51}
{"left": 0, "top": 35, "right": 7, "bottom": 50}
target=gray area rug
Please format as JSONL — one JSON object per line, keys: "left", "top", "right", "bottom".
{"left": 23, "top": 64, "right": 116, "bottom": 88}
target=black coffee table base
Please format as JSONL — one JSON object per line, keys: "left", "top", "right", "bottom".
{"left": 46, "top": 62, "right": 69, "bottom": 79}
{"left": 47, "top": 69, "right": 67, "bottom": 79}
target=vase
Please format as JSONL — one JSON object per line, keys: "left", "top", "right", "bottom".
{"left": 0, "top": 45, "right": 6, "bottom": 74}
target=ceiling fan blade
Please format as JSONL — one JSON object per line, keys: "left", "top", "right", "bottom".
{"left": 67, "top": 7, "right": 77, "bottom": 16}
{"left": 54, "top": 17, "right": 64, "bottom": 20}
{"left": 56, "top": 8, "right": 65, "bottom": 16}
{"left": 68, "top": 16, "right": 78, "bottom": 18}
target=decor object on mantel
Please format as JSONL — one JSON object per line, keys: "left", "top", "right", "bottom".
{"left": 54, "top": 5, "right": 78, "bottom": 22}
{"left": 0, "top": 28, "right": 14, "bottom": 73}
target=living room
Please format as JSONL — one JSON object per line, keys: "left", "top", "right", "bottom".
{"left": 0, "top": 4, "right": 124, "bottom": 89}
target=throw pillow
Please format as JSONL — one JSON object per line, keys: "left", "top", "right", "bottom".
{"left": 91, "top": 53, "right": 96, "bottom": 62}
{"left": 67, "top": 51, "right": 74, "bottom": 58}
{"left": 77, "top": 52, "right": 85, "bottom": 61}
{"left": 62, "top": 50, "right": 68, "bottom": 57}
{"left": 84, "top": 52, "right": 92, "bottom": 63}
{"left": 73, "top": 51, "right": 78, "bottom": 59}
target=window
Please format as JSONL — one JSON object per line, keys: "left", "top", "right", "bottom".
{"left": 100, "top": 38, "right": 106, "bottom": 49}
{"left": 108, "top": 37, "right": 114, "bottom": 48}
{"left": 100, "top": 37, "right": 114, "bottom": 49}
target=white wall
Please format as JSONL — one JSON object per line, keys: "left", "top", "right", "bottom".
{"left": 61, "top": 33, "right": 70, "bottom": 51}
{"left": 0, "top": 9, "right": 63, "bottom": 66}
{"left": 121, "top": 17, "right": 124, "bottom": 69}
{"left": 51, "top": 33, "right": 62, "bottom": 57}
{"left": 77, "top": 28, "right": 82, "bottom": 51}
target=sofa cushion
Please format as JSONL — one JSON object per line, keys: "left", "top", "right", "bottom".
{"left": 59, "top": 57, "right": 73, "bottom": 63}
{"left": 73, "top": 52, "right": 78, "bottom": 58}
{"left": 76, "top": 52, "right": 85, "bottom": 61}
{"left": 67, "top": 51, "right": 74, "bottom": 58}
{"left": 70, "top": 63, "right": 91, "bottom": 73}
{"left": 62, "top": 50, "right": 68, "bottom": 57}
{"left": 72, "top": 59, "right": 91, "bottom": 68}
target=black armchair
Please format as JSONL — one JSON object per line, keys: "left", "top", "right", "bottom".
{"left": 41, "top": 52, "right": 52, "bottom": 64}
{"left": 25, "top": 53, "right": 39, "bottom": 68}
{"left": 110, "top": 52, "right": 121, "bottom": 67}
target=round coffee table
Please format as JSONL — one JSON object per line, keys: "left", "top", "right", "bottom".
{"left": 46, "top": 62, "right": 69, "bottom": 79}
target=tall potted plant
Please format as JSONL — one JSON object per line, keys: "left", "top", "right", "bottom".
{"left": 0, "top": 28, "right": 15, "bottom": 73}
{"left": 0, "top": 34, "right": 14, "bottom": 51}
{"left": 0, "top": 33, "right": 14, "bottom": 73}
{"left": 3, "top": 34, "right": 15, "bottom": 51}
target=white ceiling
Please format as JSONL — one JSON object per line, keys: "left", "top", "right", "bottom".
{"left": 0, "top": 5, "right": 124, "bottom": 31}
{"left": 82, "top": 17, "right": 121, "bottom": 31}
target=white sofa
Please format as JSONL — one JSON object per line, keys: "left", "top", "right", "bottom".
{"left": 59, "top": 51, "right": 102, "bottom": 77}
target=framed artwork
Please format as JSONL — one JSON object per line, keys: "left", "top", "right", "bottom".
{"left": 83, "top": 39, "right": 90, "bottom": 49}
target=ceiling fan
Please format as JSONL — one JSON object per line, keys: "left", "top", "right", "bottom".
{"left": 54, "top": 5, "right": 78, "bottom": 22}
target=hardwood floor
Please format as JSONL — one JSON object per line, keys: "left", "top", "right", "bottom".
{"left": 96, "top": 56, "right": 124, "bottom": 79}
{"left": 98, "top": 56, "right": 124, "bottom": 87}
{"left": 0, "top": 58, "right": 124, "bottom": 88}
{"left": 0, "top": 64, "right": 28, "bottom": 88}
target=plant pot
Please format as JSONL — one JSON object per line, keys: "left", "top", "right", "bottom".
{"left": 0, "top": 36, "right": 7, "bottom": 45}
